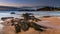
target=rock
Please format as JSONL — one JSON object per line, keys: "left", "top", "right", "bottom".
{"left": 1, "top": 17, "right": 14, "bottom": 21}
{"left": 42, "top": 16, "right": 51, "bottom": 18}
{"left": 11, "top": 12, "right": 16, "bottom": 14}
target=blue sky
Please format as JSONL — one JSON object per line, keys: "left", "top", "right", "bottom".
{"left": 0, "top": 0, "right": 60, "bottom": 7}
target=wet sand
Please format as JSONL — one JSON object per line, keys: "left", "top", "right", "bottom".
{"left": 1, "top": 16, "right": 60, "bottom": 34}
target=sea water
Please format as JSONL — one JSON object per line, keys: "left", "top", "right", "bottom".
{"left": 0, "top": 11, "right": 60, "bottom": 19}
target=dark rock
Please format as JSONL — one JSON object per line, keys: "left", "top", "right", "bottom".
{"left": 20, "top": 21, "right": 29, "bottom": 31}
{"left": 1, "top": 17, "right": 14, "bottom": 21}
{"left": 30, "top": 22, "right": 47, "bottom": 31}
{"left": 42, "top": 16, "right": 51, "bottom": 18}
{"left": 11, "top": 12, "right": 16, "bottom": 14}
{"left": 15, "top": 24, "right": 21, "bottom": 33}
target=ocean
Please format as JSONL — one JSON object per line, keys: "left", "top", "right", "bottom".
{"left": 0, "top": 11, "right": 60, "bottom": 18}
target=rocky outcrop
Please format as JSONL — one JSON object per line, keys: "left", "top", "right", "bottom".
{"left": 1, "top": 17, "right": 14, "bottom": 21}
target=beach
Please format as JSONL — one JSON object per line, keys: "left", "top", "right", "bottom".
{"left": 0, "top": 16, "right": 60, "bottom": 34}
{"left": 0, "top": 11, "right": 60, "bottom": 34}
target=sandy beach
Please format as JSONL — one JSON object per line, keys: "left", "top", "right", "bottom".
{"left": 0, "top": 16, "right": 60, "bottom": 34}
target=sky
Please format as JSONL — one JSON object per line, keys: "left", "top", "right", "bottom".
{"left": 0, "top": 0, "right": 60, "bottom": 7}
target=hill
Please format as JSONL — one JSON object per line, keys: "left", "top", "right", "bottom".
{"left": 37, "top": 7, "right": 60, "bottom": 11}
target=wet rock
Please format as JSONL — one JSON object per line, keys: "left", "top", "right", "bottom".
{"left": 42, "top": 16, "right": 51, "bottom": 18}
{"left": 30, "top": 22, "right": 47, "bottom": 32}
{"left": 20, "top": 22, "right": 29, "bottom": 31}
{"left": 11, "top": 12, "right": 16, "bottom": 14}
{"left": 14, "top": 24, "right": 21, "bottom": 33}
{"left": 1, "top": 17, "right": 14, "bottom": 21}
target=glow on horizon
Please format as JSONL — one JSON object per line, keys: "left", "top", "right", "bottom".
{"left": 0, "top": 2, "right": 40, "bottom": 7}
